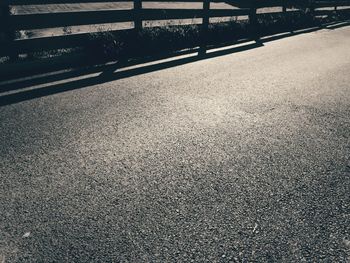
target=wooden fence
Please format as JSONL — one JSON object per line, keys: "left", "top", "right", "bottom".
{"left": 0, "top": 0, "right": 350, "bottom": 61}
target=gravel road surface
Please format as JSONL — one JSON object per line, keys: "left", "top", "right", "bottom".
{"left": 1, "top": 25, "right": 350, "bottom": 262}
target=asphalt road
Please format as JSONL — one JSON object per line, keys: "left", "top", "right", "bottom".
{"left": 1, "top": 25, "right": 350, "bottom": 262}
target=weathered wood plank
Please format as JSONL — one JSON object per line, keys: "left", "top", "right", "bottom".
{"left": 314, "top": 1, "right": 350, "bottom": 7}
{"left": 0, "top": 29, "right": 135, "bottom": 56}
{"left": 3, "top": 10, "right": 134, "bottom": 30}
{"left": 142, "top": 8, "right": 249, "bottom": 20}
{"left": 6, "top": 0, "right": 205, "bottom": 5}
{"left": 209, "top": 8, "right": 250, "bottom": 16}
{"left": 224, "top": 0, "right": 284, "bottom": 8}
{"left": 7, "top": 0, "right": 132, "bottom": 5}
{"left": 314, "top": 7, "right": 350, "bottom": 14}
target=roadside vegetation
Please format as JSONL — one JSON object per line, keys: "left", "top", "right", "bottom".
{"left": 83, "top": 11, "right": 349, "bottom": 63}
{"left": 1, "top": 9, "right": 350, "bottom": 66}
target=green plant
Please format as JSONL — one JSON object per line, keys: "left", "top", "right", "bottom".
{"left": 86, "top": 29, "right": 125, "bottom": 61}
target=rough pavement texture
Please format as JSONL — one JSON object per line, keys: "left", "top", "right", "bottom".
{"left": 1, "top": 26, "right": 350, "bottom": 262}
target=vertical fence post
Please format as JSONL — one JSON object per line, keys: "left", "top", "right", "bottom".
{"left": 249, "top": 0, "right": 258, "bottom": 39}
{"left": 282, "top": 0, "right": 287, "bottom": 13}
{"left": 282, "top": 5, "right": 287, "bottom": 13}
{"left": 0, "top": 1, "right": 6, "bottom": 42}
{"left": 134, "top": 0, "right": 142, "bottom": 32}
{"left": 0, "top": 0, "right": 17, "bottom": 62}
{"left": 200, "top": 0, "right": 210, "bottom": 55}
{"left": 308, "top": 0, "right": 315, "bottom": 16}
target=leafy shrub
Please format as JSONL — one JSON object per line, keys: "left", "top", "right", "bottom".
{"left": 137, "top": 24, "right": 201, "bottom": 55}
{"left": 86, "top": 30, "right": 126, "bottom": 61}
{"left": 82, "top": 9, "right": 349, "bottom": 62}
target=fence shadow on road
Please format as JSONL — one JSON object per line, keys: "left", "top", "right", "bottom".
{"left": 0, "top": 20, "right": 349, "bottom": 107}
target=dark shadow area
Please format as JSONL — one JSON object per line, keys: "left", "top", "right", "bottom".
{"left": 0, "top": 41, "right": 263, "bottom": 107}
{"left": 0, "top": 20, "right": 349, "bottom": 107}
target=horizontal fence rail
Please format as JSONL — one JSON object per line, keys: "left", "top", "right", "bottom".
{"left": 1, "top": 0, "right": 350, "bottom": 65}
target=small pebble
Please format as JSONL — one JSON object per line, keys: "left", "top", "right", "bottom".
{"left": 22, "top": 232, "right": 31, "bottom": 238}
